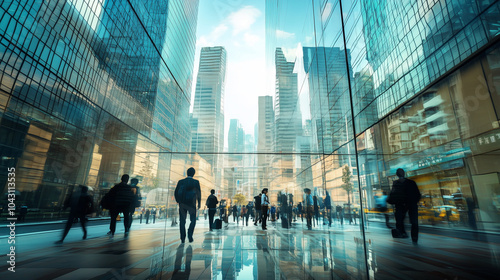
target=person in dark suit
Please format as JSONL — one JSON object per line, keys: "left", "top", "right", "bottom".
{"left": 107, "top": 174, "right": 134, "bottom": 237}
{"left": 174, "top": 167, "right": 201, "bottom": 243}
{"left": 205, "top": 189, "right": 218, "bottom": 231}
{"left": 393, "top": 168, "right": 421, "bottom": 244}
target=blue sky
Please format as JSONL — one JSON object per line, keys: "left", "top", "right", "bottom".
{"left": 192, "top": 0, "right": 266, "bottom": 145}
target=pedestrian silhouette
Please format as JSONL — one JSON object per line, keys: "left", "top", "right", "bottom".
{"left": 56, "top": 185, "right": 93, "bottom": 244}
{"left": 106, "top": 174, "right": 134, "bottom": 237}
{"left": 388, "top": 168, "right": 421, "bottom": 244}
{"left": 205, "top": 189, "right": 218, "bottom": 231}
{"left": 304, "top": 188, "right": 313, "bottom": 230}
{"left": 128, "top": 178, "right": 141, "bottom": 231}
{"left": 261, "top": 188, "right": 270, "bottom": 230}
{"left": 174, "top": 167, "right": 201, "bottom": 243}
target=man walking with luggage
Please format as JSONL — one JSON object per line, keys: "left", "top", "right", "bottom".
{"left": 206, "top": 189, "right": 218, "bottom": 231}
{"left": 175, "top": 167, "right": 201, "bottom": 243}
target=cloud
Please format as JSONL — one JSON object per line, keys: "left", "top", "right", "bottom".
{"left": 196, "top": 23, "right": 228, "bottom": 47}
{"left": 243, "top": 32, "right": 261, "bottom": 46}
{"left": 228, "top": 6, "right": 261, "bottom": 35}
{"left": 276, "top": 29, "right": 295, "bottom": 39}
{"left": 322, "top": 2, "right": 333, "bottom": 23}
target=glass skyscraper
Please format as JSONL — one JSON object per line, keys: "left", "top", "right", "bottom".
{"left": 0, "top": 0, "right": 198, "bottom": 222}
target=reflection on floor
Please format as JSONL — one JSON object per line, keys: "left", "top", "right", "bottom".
{"left": 1, "top": 218, "right": 499, "bottom": 279}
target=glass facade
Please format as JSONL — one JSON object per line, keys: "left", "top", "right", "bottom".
{"left": 0, "top": 0, "right": 199, "bottom": 221}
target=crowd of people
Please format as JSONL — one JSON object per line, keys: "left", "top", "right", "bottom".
{"left": 55, "top": 167, "right": 420, "bottom": 245}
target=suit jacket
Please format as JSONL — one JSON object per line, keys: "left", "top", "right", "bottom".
{"left": 174, "top": 177, "right": 201, "bottom": 208}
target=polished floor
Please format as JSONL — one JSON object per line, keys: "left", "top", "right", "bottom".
{"left": 1, "top": 217, "right": 499, "bottom": 279}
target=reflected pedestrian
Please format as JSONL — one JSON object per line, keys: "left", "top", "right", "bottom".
{"left": 313, "top": 196, "right": 319, "bottom": 226}
{"left": 145, "top": 208, "right": 150, "bottom": 224}
{"left": 374, "top": 191, "right": 391, "bottom": 228}
{"left": 152, "top": 208, "right": 157, "bottom": 224}
{"left": 254, "top": 193, "right": 262, "bottom": 226}
{"left": 232, "top": 204, "right": 239, "bottom": 224}
{"left": 128, "top": 178, "right": 141, "bottom": 231}
{"left": 174, "top": 167, "right": 201, "bottom": 243}
{"left": 205, "top": 189, "right": 218, "bottom": 231}
{"left": 56, "top": 185, "right": 93, "bottom": 244}
{"left": 324, "top": 192, "right": 332, "bottom": 226}
{"left": 388, "top": 168, "right": 421, "bottom": 244}
{"left": 305, "top": 188, "right": 313, "bottom": 230}
{"left": 18, "top": 205, "right": 28, "bottom": 222}
{"left": 261, "top": 188, "right": 270, "bottom": 230}
{"left": 107, "top": 174, "right": 135, "bottom": 237}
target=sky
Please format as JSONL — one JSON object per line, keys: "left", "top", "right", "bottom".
{"left": 191, "top": 0, "right": 267, "bottom": 147}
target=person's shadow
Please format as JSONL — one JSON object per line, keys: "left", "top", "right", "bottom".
{"left": 172, "top": 244, "right": 192, "bottom": 279}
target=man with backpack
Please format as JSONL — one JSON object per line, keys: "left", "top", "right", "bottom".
{"left": 174, "top": 167, "right": 201, "bottom": 243}
{"left": 387, "top": 168, "right": 421, "bottom": 244}
{"left": 205, "top": 189, "right": 218, "bottom": 231}
{"left": 253, "top": 193, "right": 262, "bottom": 226}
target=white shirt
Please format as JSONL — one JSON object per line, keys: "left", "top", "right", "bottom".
{"left": 261, "top": 193, "right": 270, "bottom": 206}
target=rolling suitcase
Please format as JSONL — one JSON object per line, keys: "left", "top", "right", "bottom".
{"left": 214, "top": 218, "right": 222, "bottom": 229}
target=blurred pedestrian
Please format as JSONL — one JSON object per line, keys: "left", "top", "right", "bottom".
{"left": 232, "top": 204, "right": 239, "bottom": 224}
{"left": 374, "top": 191, "right": 391, "bottom": 228}
{"left": 305, "top": 189, "right": 313, "bottom": 230}
{"left": 324, "top": 192, "right": 332, "bottom": 226}
{"left": 206, "top": 189, "right": 218, "bottom": 231}
{"left": 261, "top": 188, "right": 270, "bottom": 230}
{"left": 254, "top": 193, "right": 262, "bottom": 226}
{"left": 152, "top": 208, "right": 157, "bottom": 224}
{"left": 128, "top": 178, "right": 141, "bottom": 231}
{"left": 388, "top": 168, "right": 421, "bottom": 244}
{"left": 56, "top": 185, "right": 93, "bottom": 243}
{"left": 107, "top": 174, "right": 135, "bottom": 237}
{"left": 145, "top": 209, "right": 150, "bottom": 224}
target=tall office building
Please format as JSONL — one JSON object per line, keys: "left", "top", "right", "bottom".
{"left": 0, "top": 0, "right": 198, "bottom": 213}
{"left": 257, "top": 96, "right": 274, "bottom": 190}
{"left": 191, "top": 46, "right": 227, "bottom": 179}
{"left": 271, "top": 48, "right": 302, "bottom": 191}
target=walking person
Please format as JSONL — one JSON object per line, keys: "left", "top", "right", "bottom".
{"left": 145, "top": 209, "right": 150, "bottom": 224}
{"left": 128, "top": 178, "right": 141, "bottom": 231}
{"left": 56, "top": 185, "right": 93, "bottom": 244}
{"left": 206, "top": 189, "right": 218, "bottom": 231}
{"left": 174, "top": 167, "right": 201, "bottom": 243}
{"left": 374, "top": 191, "right": 392, "bottom": 228}
{"left": 232, "top": 204, "right": 239, "bottom": 225}
{"left": 107, "top": 174, "right": 135, "bottom": 237}
{"left": 298, "top": 202, "right": 303, "bottom": 222}
{"left": 254, "top": 193, "right": 262, "bottom": 226}
{"left": 324, "top": 191, "right": 332, "bottom": 226}
{"left": 152, "top": 208, "right": 157, "bottom": 224}
{"left": 313, "top": 196, "right": 319, "bottom": 227}
{"left": 242, "top": 203, "right": 250, "bottom": 226}
{"left": 305, "top": 188, "right": 314, "bottom": 230}
{"left": 387, "top": 168, "right": 421, "bottom": 244}
{"left": 261, "top": 188, "right": 270, "bottom": 230}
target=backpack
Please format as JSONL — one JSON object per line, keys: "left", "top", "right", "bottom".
{"left": 387, "top": 180, "right": 408, "bottom": 204}
{"left": 254, "top": 196, "right": 262, "bottom": 210}
{"left": 177, "top": 179, "right": 196, "bottom": 204}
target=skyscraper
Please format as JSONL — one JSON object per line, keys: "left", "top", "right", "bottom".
{"left": 191, "top": 46, "right": 227, "bottom": 179}
{"left": 257, "top": 96, "right": 274, "bottom": 190}
{"left": 271, "top": 48, "right": 302, "bottom": 191}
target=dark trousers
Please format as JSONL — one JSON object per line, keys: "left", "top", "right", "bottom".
{"left": 62, "top": 213, "right": 86, "bottom": 240}
{"left": 208, "top": 209, "right": 216, "bottom": 230}
{"left": 261, "top": 206, "right": 269, "bottom": 229}
{"left": 395, "top": 203, "right": 419, "bottom": 242}
{"left": 110, "top": 209, "right": 130, "bottom": 234}
{"left": 179, "top": 203, "right": 197, "bottom": 241}
{"left": 254, "top": 209, "right": 261, "bottom": 224}
{"left": 244, "top": 214, "right": 249, "bottom": 225}
{"left": 306, "top": 206, "right": 313, "bottom": 229}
